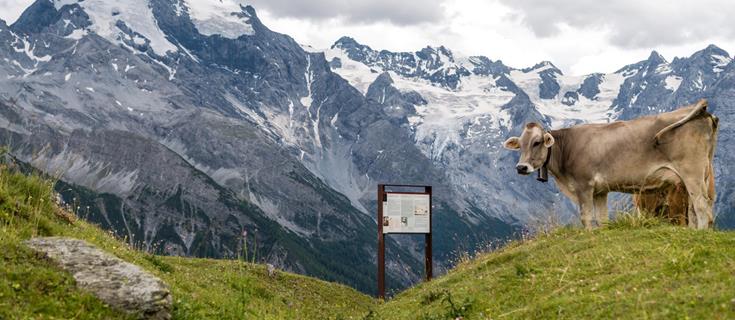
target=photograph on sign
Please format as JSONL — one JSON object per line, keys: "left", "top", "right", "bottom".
{"left": 382, "top": 193, "right": 430, "bottom": 233}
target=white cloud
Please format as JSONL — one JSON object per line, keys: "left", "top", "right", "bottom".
{"left": 249, "top": 0, "right": 444, "bottom": 26}
{"left": 258, "top": 0, "right": 735, "bottom": 75}
{"left": 0, "top": 0, "right": 32, "bottom": 24}
{"left": 497, "top": 0, "right": 735, "bottom": 49}
{"left": 2, "top": 0, "right": 735, "bottom": 76}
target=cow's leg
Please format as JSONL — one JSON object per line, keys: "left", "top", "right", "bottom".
{"left": 693, "top": 195, "right": 712, "bottom": 230}
{"left": 687, "top": 202, "right": 696, "bottom": 228}
{"left": 667, "top": 184, "right": 687, "bottom": 226}
{"left": 593, "top": 193, "right": 609, "bottom": 226}
{"left": 681, "top": 177, "right": 712, "bottom": 230}
{"left": 577, "top": 189, "right": 594, "bottom": 230}
{"left": 706, "top": 164, "right": 716, "bottom": 228}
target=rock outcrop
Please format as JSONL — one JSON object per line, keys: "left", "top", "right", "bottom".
{"left": 24, "top": 237, "right": 172, "bottom": 320}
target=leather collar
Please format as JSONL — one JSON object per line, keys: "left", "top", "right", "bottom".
{"left": 537, "top": 146, "right": 551, "bottom": 182}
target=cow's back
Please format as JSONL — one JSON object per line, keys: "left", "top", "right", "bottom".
{"left": 553, "top": 105, "right": 714, "bottom": 192}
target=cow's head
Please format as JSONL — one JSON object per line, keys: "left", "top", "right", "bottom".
{"left": 503, "top": 123, "right": 555, "bottom": 175}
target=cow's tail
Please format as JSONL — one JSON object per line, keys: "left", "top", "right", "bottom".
{"left": 654, "top": 99, "right": 708, "bottom": 143}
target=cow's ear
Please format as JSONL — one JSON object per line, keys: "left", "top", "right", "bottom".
{"left": 543, "top": 132, "right": 555, "bottom": 147}
{"left": 503, "top": 137, "right": 521, "bottom": 150}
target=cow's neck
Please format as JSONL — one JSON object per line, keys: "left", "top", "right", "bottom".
{"left": 545, "top": 129, "right": 566, "bottom": 181}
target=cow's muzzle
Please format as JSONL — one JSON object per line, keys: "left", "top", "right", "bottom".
{"left": 516, "top": 163, "right": 532, "bottom": 175}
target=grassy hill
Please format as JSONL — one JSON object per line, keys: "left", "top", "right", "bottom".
{"left": 0, "top": 164, "right": 374, "bottom": 319}
{"left": 2, "top": 161, "right": 735, "bottom": 319}
{"left": 377, "top": 218, "right": 735, "bottom": 319}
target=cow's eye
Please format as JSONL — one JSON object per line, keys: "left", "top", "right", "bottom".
{"left": 533, "top": 141, "right": 541, "bottom": 147}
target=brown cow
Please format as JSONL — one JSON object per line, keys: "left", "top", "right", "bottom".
{"left": 633, "top": 162, "right": 716, "bottom": 227}
{"left": 503, "top": 99, "right": 718, "bottom": 230}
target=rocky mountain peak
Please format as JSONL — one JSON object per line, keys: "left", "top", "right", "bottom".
{"left": 684, "top": 44, "right": 732, "bottom": 73}
{"left": 614, "top": 50, "right": 670, "bottom": 76}
{"left": 466, "top": 55, "right": 511, "bottom": 76}
{"left": 700, "top": 44, "right": 729, "bottom": 57}
{"left": 647, "top": 50, "right": 667, "bottom": 65}
{"left": 242, "top": 4, "right": 257, "bottom": 16}
{"left": 11, "top": 0, "right": 59, "bottom": 33}
{"left": 632, "top": 50, "right": 669, "bottom": 75}
{"left": 417, "top": 45, "right": 454, "bottom": 62}
{"left": 332, "top": 36, "right": 363, "bottom": 50}
{"left": 522, "top": 60, "right": 562, "bottom": 75}
{"left": 329, "top": 35, "right": 471, "bottom": 89}
{"left": 373, "top": 71, "right": 394, "bottom": 85}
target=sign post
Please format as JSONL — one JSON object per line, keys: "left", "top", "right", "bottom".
{"left": 377, "top": 184, "right": 432, "bottom": 299}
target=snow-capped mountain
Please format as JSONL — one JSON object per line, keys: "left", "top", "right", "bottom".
{"left": 0, "top": 0, "right": 733, "bottom": 294}
{"left": 1, "top": 0, "right": 454, "bottom": 293}
{"left": 326, "top": 37, "right": 735, "bottom": 228}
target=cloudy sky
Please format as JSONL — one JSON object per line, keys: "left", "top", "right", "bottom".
{"left": 2, "top": 0, "right": 734, "bottom": 75}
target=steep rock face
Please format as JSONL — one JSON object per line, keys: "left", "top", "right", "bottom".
{"left": 365, "top": 72, "right": 423, "bottom": 125}
{"left": 708, "top": 64, "right": 735, "bottom": 227}
{"left": 525, "top": 62, "right": 562, "bottom": 99}
{"left": 577, "top": 73, "right": 603, "bottom": 100}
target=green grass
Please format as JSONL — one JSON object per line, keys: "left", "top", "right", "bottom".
{"left": 3, "top": 161, "right": 735, "bottom": 319}
{"left": 377, "top": 221, "right": 735, "bottom": 319}
{"left": 0, "top": 166, "right": 131, "bottom": 319}
{"left": 0, "top": 165, "right": 375, "bottom": 319}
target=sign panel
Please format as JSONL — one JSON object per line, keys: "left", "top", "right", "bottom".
{"left": 382, "top": 193, "right": 430, "bottom": 233}
{"left": 377, "top": 184, "right": 432, "bottom": 299}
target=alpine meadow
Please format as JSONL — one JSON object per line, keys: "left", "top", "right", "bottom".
{"left": 0, "top": 0, "right": 734, "bottom": 319}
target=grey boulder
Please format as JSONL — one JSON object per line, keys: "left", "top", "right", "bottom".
{"left": 24, "top": 237, "right": 172, "bottom": 320}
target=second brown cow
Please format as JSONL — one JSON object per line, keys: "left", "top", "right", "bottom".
{"left": 633, "top": 162, "right": 716, "bottom": 227}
